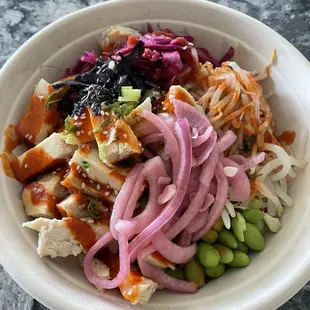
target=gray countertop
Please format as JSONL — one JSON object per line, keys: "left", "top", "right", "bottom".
{"left": 0, "top": 0, "right": 309, "bottom": 309}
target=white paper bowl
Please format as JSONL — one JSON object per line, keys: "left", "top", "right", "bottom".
{"left": 1, "top": 0, "right": 310, "bottom": 309}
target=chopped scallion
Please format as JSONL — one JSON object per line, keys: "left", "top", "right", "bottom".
{"left": 87, "top": 200, "right": 103, "bottom": 219}
{"left": 81, "top": 160, "right": 90, "bottom": 169}
{"left": 93, "top": 118, "right": 111, "bottom": 133}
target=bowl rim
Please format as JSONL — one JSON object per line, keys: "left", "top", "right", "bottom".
{"left": 0, "top": 0, "right": 309, "bottom": 309}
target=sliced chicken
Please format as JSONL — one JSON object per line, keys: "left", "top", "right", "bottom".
{"left": 120, "top": 270, "right": 158, "bottom": 305}
{"left": 145, "top": 251, "right": 175, "bottom": 270}
{"left": 64, "top": 109, "right": 95, "bottom": 146}
{"left": 16, "top": 79, "right": 61, "bottom": 145}
{"left": 161, "top": 85, "right": 195, "bottom": 113}
{"left": 62, "top": 145, "right": 127, "bottom": 202}
{"left": 89, "top": 112, "right": 142, "bottom": 164}
{"left": 56, "top": 193, "right": 109, "bottom": 219}
{"left": 23, "top": 217, "right": 109, "bottom": 258}
{"left": 23, "top": 168, "right": 68, "bottom": 218}
{"left": 11, "top": 133, "right": 76, "bottom": 182}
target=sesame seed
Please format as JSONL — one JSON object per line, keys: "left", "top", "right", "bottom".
{"left": 82, "top": 182, "right": 86, "bottom": 189}
{"left": 29, "top": 135, "right": 33, "bottom": 140}
{"left": 105, "top": 191, "right": 110, "bottom": 196}
{"left": 107, "top": 184, "right": 111, "bottom": 189}
{"left": 76, "top": 165, "right": 81, "bottom": 171}
{"left": 56, "top": 168, "right": 61, "bottom": 171}
{"left": 88, "top": 219, "right": 94, "bottom": 224}
{"left": 24, "top": 163, "right": 28, "bottom": 168}
{"left": 66, "top": 169, "right": 70, "bottom": 173}
{"left": 52, "top": 196, "right": 56, "bottom": 200}
{"left": 81, "top": 130, "right": 84, "bottom": 134}
{"left": 114, "top": 189, "right": 118, "bottom": 194}
{"left": 88, "top": 131, "right": 92, "bottom": 136}
{"left": 101, "top": 111, "right": 105, "bottom": 116}
{"left": 89, "top": 180, "right": 94, "bottom": 184}
{"left": 97, "top": 184, "right": 101, "bottom": 190}
{"left": 25, "top": 133, "right": 30, "bottom": 138}
{"left": 105, "top": 112, "right": 110, "bottom": 116}
{"left": 76, "top": 131, "right": 81, "bottom": 136}
{"left": 82, "top": 173, "right": 87, "bottom": 178}
{"left": 103, "top": 131, "right": 108, "bottom": 135}
{"left": 73, "top": 115, "right": 78, "bottom": 120}
{"left": 68, "top": 161, "right": 72, "bottom": 166}
{"left": 52, "top": 171, "right": 57, "bottom": 175}
{"left": 80, "top": 115, "right": 86, "bottom": 119}
{"left": 163, "top": 107, "right": 167, "bottom": 111}
{"left": 123, "top": 134, "right": 128, "bottom": 139}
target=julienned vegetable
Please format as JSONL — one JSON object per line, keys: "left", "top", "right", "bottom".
{"left": 1, "top": 24, "right": 306, "bottom": 305}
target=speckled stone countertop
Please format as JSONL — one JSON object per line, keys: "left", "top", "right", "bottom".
{"left": 0, "top": 0, "right": 309, "bottom": 309}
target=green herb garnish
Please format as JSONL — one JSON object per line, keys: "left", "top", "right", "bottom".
{"left": 93, "top": 118, "right": 111, "bottom": 133}
{"left": 45, "top": 88, "right": 66, "bottom": 110}
{"left": 64, "top": 115, "right": 79, "bottom": 134}
{"left": 87, "top": 200, "right": 103, "bottom": 219}
{"left": 81, "top": 160, "right": 90, "bottom": 169}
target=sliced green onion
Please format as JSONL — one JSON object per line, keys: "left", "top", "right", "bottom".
{"left": 87, "top": 200, "right": 103, "bottom": 219}
{"left": 45, "top": 88, "right": 66, "bottom": 110}
{"left": 64, "top": 115, "right": 79, "bottom": 134}
{"left": 93, "top": 118, "right": 111, "bottom": 133}
{"left": 81, "top": 160, "right": 90, "bottom": 169}
{"left": 118, "top": 87, "right": 141, "bottom": 102}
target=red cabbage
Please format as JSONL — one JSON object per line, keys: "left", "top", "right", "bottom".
{"left": 66, "top": 50, "right": 97, "bottom": 76}
{"left": 162, "top": 51, "right": 183, "bottom": 75}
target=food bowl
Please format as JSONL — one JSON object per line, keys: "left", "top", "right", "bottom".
{"left": 0, "top": 0, "right": 310, "bottom": 309}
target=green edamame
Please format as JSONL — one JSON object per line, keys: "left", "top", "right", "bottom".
{"left": 212, "top": 217, "right": 224, "bottom": 232}
{"left": 204, "top": 262, "right": 226, "bottom": 278}
{"left": 242, "top": 209, "right": 264, "bottom": 224}
{"left": 236, "top": 239, "right": 249, "bottom": 254}
{"left": 213, "top": 244, "right": 234, "bottom": 264}
{"left": 243, "top": 222, "right": 265, "bottom": 251}
{"left": 249, "top": 197, "right": 262, "bottom": 209}
{"left": 184, "top": 259, "right": 205, "bottom": 288}
{"left": 231, "top": 216, "right": 245, "bottom": 242}
{"left": 254, "top": 219, "right": 265, "bottom": 232}
{"left": 218, "top": 229, "right": 238, "bottom": 249}
{"left": 165, "top": 266, "right": 185, "bottom": 280}
{"left": 228, "top": 250, "right": 250, "bottom": 267}
{"left": 197, "top": 242, "right": 220, "bottom": 268}
{"left": 201, "top": 229, "right": 218, "bottom": 244}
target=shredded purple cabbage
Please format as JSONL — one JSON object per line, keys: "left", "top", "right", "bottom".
{"left": 66, "top": 51, "right": 97, "bottom": 76}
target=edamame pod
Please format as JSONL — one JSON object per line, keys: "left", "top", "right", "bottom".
{"left": 197, "top": 242, "right": 220, "bottom": 268}
{"left": 184, "top": 259, "right": 205, "bottom": 288}
{"left": 254, "top": 219, "right": 265, "bottom": 232}
{"left": 231, "top": 216, "right": 245, "bottom": 242}
{"left": 204, "top": 262, "right": 226, "bottom": 278}
{"left": 249, "top": 198, "right": 262, "bottom": 209}
{"left": 218, "top": 229, "right": 238, "bottom": 249}
{"left": 236, "top": 239, "right": 249, "bottom": 253}
{"left": 242, "top": 209, "right": 264, "bottom": 224}
{"left": 201, "top": 229, "right": 218, "bottom": 244}
{"left": 165, "top": 266, "right": 185, "bottom": 280}
{"left": 228, "top": 250, "right": 250, "bottom": 267}
{"left": 213, "top": 244, "right": 234, "bottom": 264}
{"left": 243, "top": 222, "right": 265, "bottom": 251}
{"left": 212, "top": 217, "right": 224, "bottom": 232}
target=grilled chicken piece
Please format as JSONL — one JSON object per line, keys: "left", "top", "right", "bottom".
{"left": 11, "top": 133, "right": 76, "bottom": 182}
{"left": 56, "top": 193, "right": 109, "bottom": 219}
{"left": 23, "top": 169, "right": 68, "bottom": 218}
{"left": 16, "top": 79, "right": 61, "bottom": 145}
{"left": 89, "top": 111, "right": 142, "bottom": 164}
{"left": 23, "top": 217, "right": 109, "bottom": 258}
{"left": 62, "top": 145, "right": 127, "bottom": 203}
{"left": 119, "top": 270, "right": 158, "bottom": 305}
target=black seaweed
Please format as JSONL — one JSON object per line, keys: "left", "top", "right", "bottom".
{"left": 53, "top": 41, "right": 160, "bottom": 116}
